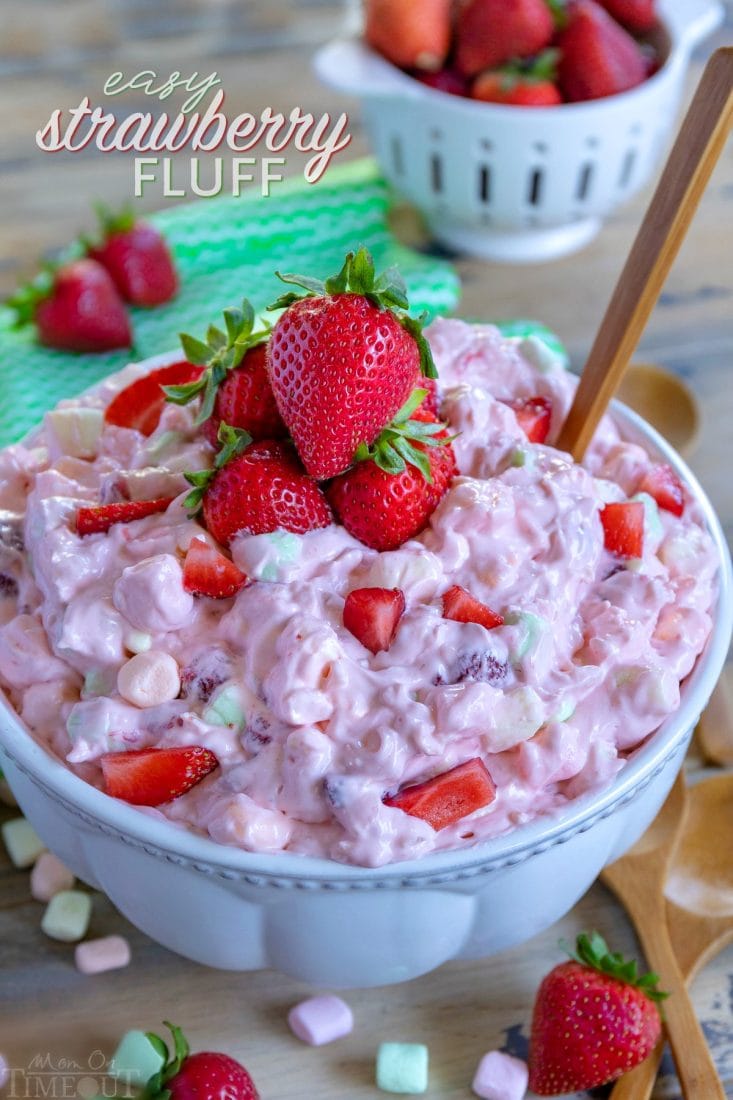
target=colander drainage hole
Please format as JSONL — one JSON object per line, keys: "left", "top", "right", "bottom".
{"left": 576, "top": 162, "right": 595, "bottom": 202}
{"left": 390, "top": 135, "right": 404, "bottom": 177}
{"left": 430, "top": 153, "right": 444, "bottom": 194}
{"left": 478, "top": 164, "right": 492, "bottom": 204}
{"left": 619, "top": 148, "right": 637, "bottom": 189}
{"left": 527, "top": 167, "right": 544, "bottom": 206}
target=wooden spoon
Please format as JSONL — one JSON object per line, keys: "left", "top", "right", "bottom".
{"left": 608, "top": 773, "right": 733, "bottom": 1099}
{"left": 617, "top": 362, "right": 700, "bottom": 457}
{"left": 556, "top": 47, "right": 733, "bottom": 461}
{"left": 601, "top": 774, "right": 726, "bottom": 1097}
{"left": 696, "top": 668, "right": 733, "bottom": 766}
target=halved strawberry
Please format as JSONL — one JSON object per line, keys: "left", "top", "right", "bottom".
{"left": 384, "top": 757, "right": 496, "bottom": 831}
{"left": 104, "top": 361, "right": 204, "bottom": 436}
{"left": 637, "top": 464, "right": 684, "bottom": 517}
{"left": 101, "top": 746, "right": 219, "bottom": 806}
{"left": 442, "top": 585, "right": 504, "bottom": 630}
{"left": 503, "top": 395, "right": 553, "bottom": 443}
{"left": 75, "top": 497, "right": 173, "bottom": 536}
{"left": 343, "top": 587, "right": 406, "bottom": 654}
{"left": 183, "top": 537, "right": 248, "bottom": 598}
{"left": 600, "top": 501, "right": 644, "bottom": 557}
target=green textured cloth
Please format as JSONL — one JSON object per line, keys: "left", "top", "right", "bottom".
{"left": 0, "top": 159, "right": 461, "bottom": 448}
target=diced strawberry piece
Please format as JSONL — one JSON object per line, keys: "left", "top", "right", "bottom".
{"left": 442, "top": 585, "right": 504, "bottom": 630}
{"left": 183, "top": 537, "right": 248, "bottom": 598}
{"left": 105, "top": 361, "right": 204, "bottom": 436}
{"left": 343, "top": 587, "right": 406, "bottom": 654}
{"left": 384, "top": 757, "right": 496, "bottom": 831}
{"left": 75, "top": 497, "right": 173, "bottom": 536}
{"left": 637, "top": 464, "right": 684, "bottom": 517}
{"left": 600, "top": 501, "right": 644, "bottom": 557}
{"left": 101, "top": 746, "right": 219, "bottom": 806}
{"left": 504, "top": 396, "right": 553, "bottom": 443}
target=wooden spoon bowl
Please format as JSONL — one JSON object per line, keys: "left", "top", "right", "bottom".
{"left": 617, "top": 362, "right": 700, "bottom": 457}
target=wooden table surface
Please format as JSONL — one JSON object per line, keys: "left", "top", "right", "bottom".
{"left": 1, "top": 2, "right": 732, "bottom": 1097}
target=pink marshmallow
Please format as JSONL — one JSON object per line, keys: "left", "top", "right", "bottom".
{"left": 30, "top": 852, "right": 75, "bottom": 902}
{"left": 287, "top": 995, "right": 354, "bottom": 1046}
{"left": 0, "top": 1053, "right": 9, "bottom": 1090}
{"left": 472, "top": 1051, "right": 528, "bottom": 1100}
{"left": 74, "top": 935, "right": 132, "bottom": 975}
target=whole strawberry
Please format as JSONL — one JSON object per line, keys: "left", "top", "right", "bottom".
{"left": 365, "top": 0, "right": 452, "bottom": 72}
{"left": 142, "top": 1022, "right": 259, "bottom": 1100}
{"left": 472, "top": 52, "right": 563, "bottom": 107}
{"left": 266, "top": 247, "right": 437, "bottom": 480}
{"left": 557, "top": 0, "right": 647, "bottom": 102}
{"left": 163, "top": 299, "right": 285, "bottom": 443}
{"left": 455, "top": 0, "right": 555, "bottom": 77}
{"left": 185, "top": 424, "right": 332, "bottom": 547}
{"left": 599, "top": 0, "right": 657, "bottom": 32}
{"left": 528, "top": 931, "right": 666, "bottom": 1095}
{"left": 8, "top": 258, "right": 131, "bottom": 352}
{"left": 327, "top": 391, "right": 456, "bottom": 551}
{"left": 88, "top": 204, "right": 178, "bottom": 306}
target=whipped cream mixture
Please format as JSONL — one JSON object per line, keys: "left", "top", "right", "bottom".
{"left": 0, "top": 320, "right": 718, "bottom": 866}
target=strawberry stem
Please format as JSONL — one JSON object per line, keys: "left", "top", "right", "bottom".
{"left": 354, "top": 390, "right": 454, "bottom": 484}
{"left": 183, "top": 422, "right": 252, "bottom": 514}
{"left": 141, "top": 1021, "right": 190, "bottom": 1100}
{"left": 567, "top": 931, "right": 669, "bottom": 1004}
{"left": 268, "top": 247, "right": 438, "bottom": 379}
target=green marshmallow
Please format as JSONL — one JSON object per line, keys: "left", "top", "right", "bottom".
{"left": 631, "top": 491, "right": 663, "bottom": 542}
{"left": 554, "top": 697, "right": 577, "bottom": 723}
{"left": 376, "top": 1042, "right": 429, "bottom": 1094}
{"left": 109, "top": 1030, "right": 165, "bottom": 1087}
{"left": 505, "top": 610, "right": 546, "bottom": 661}
{"left": 202, "top": 685, "right": 246, "bottom": 730}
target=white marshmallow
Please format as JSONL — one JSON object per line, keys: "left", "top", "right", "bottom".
{"left": 30, "top": 852, "right": 75, "bottom": 902}
{"left": 124, "top": 630, "right": 153, "bottom": 655}
{"left": 2, "top": 817, "right": 46, "bottom": 868}
{"left": 117, "top": 651, "right": 181, "bottom": 708}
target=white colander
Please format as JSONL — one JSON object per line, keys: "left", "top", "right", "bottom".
{"left": 314, "top": 0, "right": 723, "bottom": 262}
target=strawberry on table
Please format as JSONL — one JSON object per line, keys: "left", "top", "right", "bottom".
{"left": 185, "top": 424, "right": 332, "bottom": 548}
{"left": 343, "top": 587, "right": 406, "bottom": 654}
{"left": 104, "top": 361, "right": 204, "bottom": 436}
{"left": 183, "top": 537, "right": 248, "bottom": 599}
{"left": 502, "top": 395, "right": 553, "bottom": 443}
{"left": 87, "top": 204, "right": 178, "bottom": 307}
{"left": 528, "top": 931, "right": 665, "bottom": 1094}
{"left": 598, "top": 0, "right": 657, "bottom": 32}
{"left": 600, "top": 500, "right": 644, "bottom": 557}
{"left": 557, "top": 0, "right": 647, "bottom": 102}
{"left": 384, "top": 758, "right": 496, "bottom": 831}
{"left": 7, "top": 258, "right": 131, "bottom": 353}
{"left": 638, "top": 463, "right": 685, "bottom": 517}
{"left": 101, "top": 747, "right": 219, "bottom": 806}
{"left": 142, "top": 1022, "right": 259, "bottom": 1100}
{"left": 76, "top": 497, "right": 174, "bottom": 537}
{"left": 266, "top": 247, "right": 437, "bottom": 480}
{"left": 327, "top": 391, "right": 456, "bottom": 552}
{"left": 442, "top": 585, "right": 504, "bottom": 630}
{"left": 455, "top": 0, "right": 555, "bottom": 77}
{"left": 365, "top": 0, "right": 452, "bottom": 72}
{"left": 162, "top": 299, "right": 285, "bottom": 445}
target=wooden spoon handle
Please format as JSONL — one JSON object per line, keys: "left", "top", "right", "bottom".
{"left": 608, "top": 1039, "right": 664, "bottom": 1100}
{"left": 556, "top": 47, "right": 733, "bottom": 461}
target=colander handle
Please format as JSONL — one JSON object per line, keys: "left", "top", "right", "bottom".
{"left": 313, "top": 39, "right": 422, "bottom": 100}
{"left": 661, "top": 0, "right": 725, "bottom": 52}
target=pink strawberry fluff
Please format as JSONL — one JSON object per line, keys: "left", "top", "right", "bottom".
{"left": 0, "top": 320, "right": 718, "bottom": 866}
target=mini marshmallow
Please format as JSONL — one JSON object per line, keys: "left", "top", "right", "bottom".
{"left": 288, "top": 995, "right": 354, "bottom": 1046}
{"left": 109, "top": 1030, "right": 165, "bottom": 1086}
{"left": 30, "top": 852, "right": 75, "bottom": 902}
{"left": 40, "top": 889, "right": 92, "bottom": 943}
{"left": 0, "top": 1052, "right": 9, "bottom": 1090}
{"left": 75, "top": 935, "right": 131, "bottom": 975}
{"left": 472, "top": 1051, "right": 528, "bottom": 1100}
{"left": 123, "top": 630, "right": 153, "bottom": 655}
{"left": 1, "top": 817, "right": 45, "bottom": 868}
{"left": 376, "top": 1043, "right": 429, "bottom": 1094}
{"left": 117, "top": 651, "right": 180, "bottom": 708}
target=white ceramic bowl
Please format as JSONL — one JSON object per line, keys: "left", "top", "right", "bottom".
{"left": 314, "top": 0, "right": 723, "bottom": 262}
{"left": 0, "top": 395, "right": 731, "bottom": 989}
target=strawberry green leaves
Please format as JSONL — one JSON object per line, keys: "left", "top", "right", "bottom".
{"left": 141, "top": 1021, "right": 190, "bottom": 1100}
{"left": 183, "top": 423, "right": 252, "bottom": 513}
{"left": 164, "top": 299, "right": 270, "bottom": 425}
{"left": 354, "top": 390, "right": 453, "bottom": 484}
{"left": 269, "top": 247, "right": 437, "bottom": 379}
{"left": 570, "top": 931, "right": 669, "bottom": 1004}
